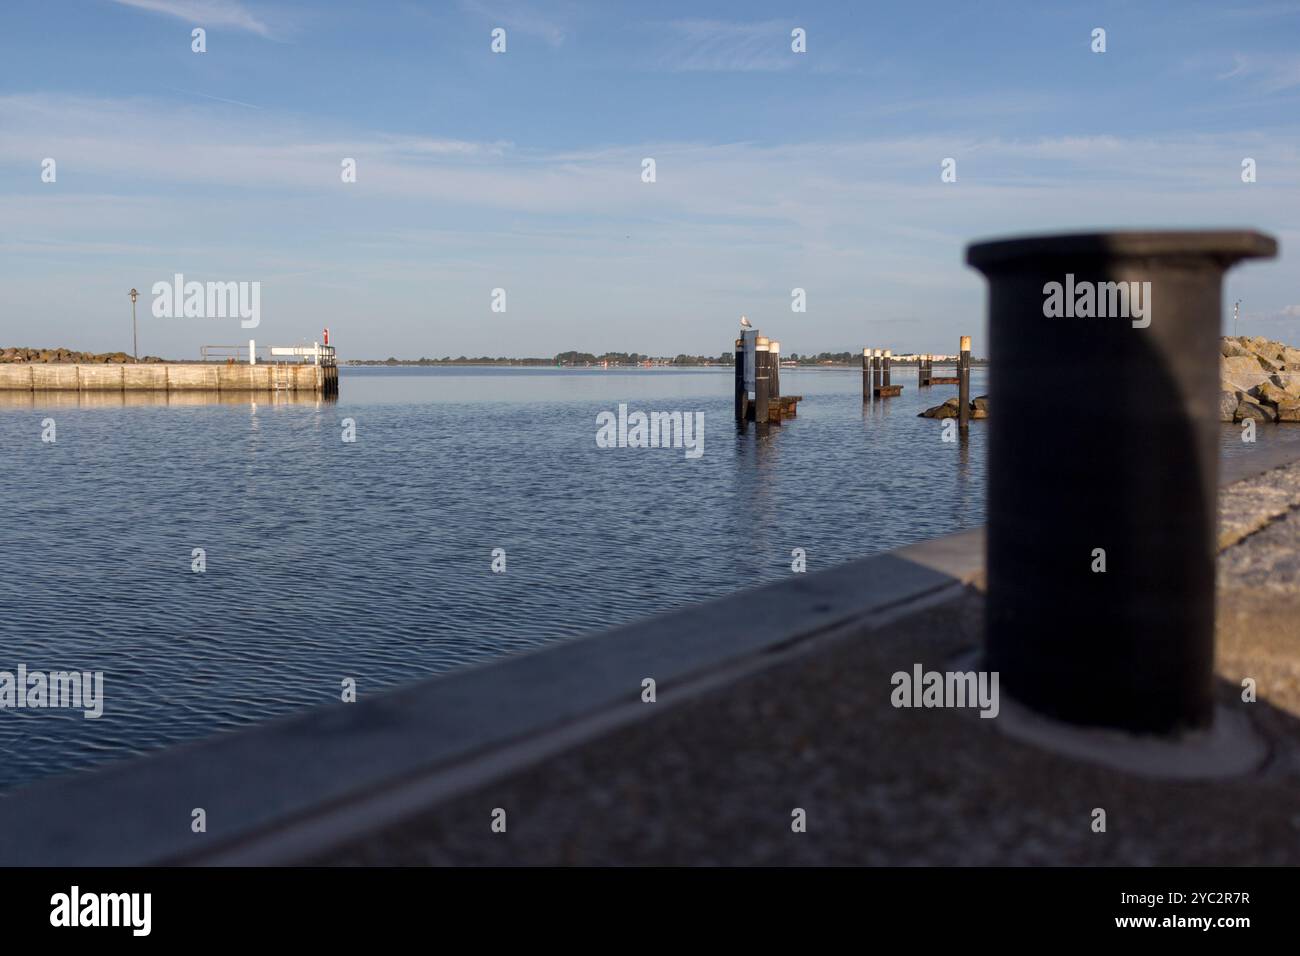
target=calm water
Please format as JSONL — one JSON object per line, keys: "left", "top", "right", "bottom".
{"left": 0, "top": 365, "right": 1295, "bottom": 791}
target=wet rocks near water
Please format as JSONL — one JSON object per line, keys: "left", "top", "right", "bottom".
{"left": 919, "top": 394, "right": 988, "bottom": 419}
{"left": 0, "top": 347, "right": 165, "bottom": 364}
{"left": 1220, "top": 336, "right": 1300, "bottom": 424}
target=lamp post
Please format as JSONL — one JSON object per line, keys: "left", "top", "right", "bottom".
{"left": 128, "top": 288, "right": 139, "bottom": 362}
{"left": 1234, "top": 299, "right": 1241, "bottom": 337}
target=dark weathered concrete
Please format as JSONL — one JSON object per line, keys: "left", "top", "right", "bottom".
{"left": 313, "top": 508, "right": 1300, "bottom": 866}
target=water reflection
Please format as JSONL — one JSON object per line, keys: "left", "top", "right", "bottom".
{"left": 0, "top": 390, "right": 334, "bottom": 409}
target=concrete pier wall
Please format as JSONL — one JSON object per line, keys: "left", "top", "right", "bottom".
{"left": 0, "top": 363, "right": 336, "bottom": 393}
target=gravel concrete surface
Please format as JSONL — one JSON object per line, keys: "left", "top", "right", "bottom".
{"left": 314, "top": 502, "right": 1300, "bottom": 865}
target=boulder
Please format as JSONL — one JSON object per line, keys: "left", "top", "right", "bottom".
{"left": 1220, "top": 339, "right": 1250, "bottom": 358}
{"left": 1276, "top": 401, "right": 1300, "bottom": 423}
{"left": 1271, "top": 372, "right": 1300, "bottom": 397}
{"left": 1236, "top": 398, "right": 1276, "bottom": 423}
{"left": 919, "top": 397, "right": 961, "bottom": 419}
{"left": 973, "top": 395, "right": 989, "bottom": 412}
{"left": 1257, "top": 381, "right": 1293, "bottom": 407}
{"left": 1221, "top": 355, "right": 1270, "bottom": 394}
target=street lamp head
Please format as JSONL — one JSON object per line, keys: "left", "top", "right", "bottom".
{"left": 129, "top": 288, "right": 139, "bottom": 303}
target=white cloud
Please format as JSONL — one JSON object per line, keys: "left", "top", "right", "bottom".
{"left": 459, "top": 0, "right": 567, "bottom": 47}
{"left": 1216, "top": 52, "right": 1300, "bottom": 92}
{"left": 658, "top": 19, "right": 794, "bottom": 72}
{"left": 2, "top": 94, "right": 1296, "bottom": 356}
{"left": 109, "top": 0, "right": 274, "bottom": 38}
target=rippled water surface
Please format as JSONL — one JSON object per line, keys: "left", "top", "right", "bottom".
{"left": 1, "top": 365, "right": 1296, "bottom": 791}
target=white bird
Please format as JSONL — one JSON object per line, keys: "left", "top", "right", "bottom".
{"left": 739, "top": 315, "right": 752, "bottom": 329}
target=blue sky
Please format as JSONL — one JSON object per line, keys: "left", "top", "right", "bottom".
{"left": 2, "top": 0, "right": 1299, "bottom": 358}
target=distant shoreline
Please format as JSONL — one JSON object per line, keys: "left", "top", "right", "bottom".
{"left": 344, "top": 358, "right": 990, "bottom": 368}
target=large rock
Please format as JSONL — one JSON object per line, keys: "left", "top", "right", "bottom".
{"left": 1271, "top": 372, "right": 1300, "bottom": 397}
{"left": 1221, "top": 355, "right": 1271, "bottom": 395}
{"left": 919, "top": 397, "right": 960, "bottom": 419}
{"left": 1235, "top": 398, "right": 1277, "bottom": 423}
{"left": 1257, "top": 381, "right": 1294, "bottom": 407}
{"left": 1276, "top": 401, "right": 1300, "bottom": 423}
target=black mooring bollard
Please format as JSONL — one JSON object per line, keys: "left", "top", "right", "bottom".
{"left": 734, "top": 337, "right": 746, "bottom": 423}
{"left": 754, "top": 336, "right": 770, "bottom": 424}
{"left": 957, "top": 335, "right": 971, "bottom": 432}
{"left": 882, "top": 349, "right": 892, "bottom": 389}
{"left": 862, "top": 348, "right": 871, "bottom": 402}
{"left": 967, "top": 230, "right": 1277, "bottom": 733}
{"left": 918, "top": 353, "right": 926, "bottom": 388}
{"left": 872, "top": 349, "right": 883, "bottom": 394}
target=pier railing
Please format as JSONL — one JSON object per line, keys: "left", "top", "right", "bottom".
{"left": 201, "top": 343, "right": 337, "bottom": 366}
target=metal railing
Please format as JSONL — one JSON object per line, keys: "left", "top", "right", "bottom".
{"left": 200, "top": 344, "right": 337, "bottom": 367}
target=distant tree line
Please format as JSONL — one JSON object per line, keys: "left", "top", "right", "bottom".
{"left": 345, "top": 350, "right": 984, "bottom": 367}
{"left": 346, "top": 351, "right": 732, "bottom": 367}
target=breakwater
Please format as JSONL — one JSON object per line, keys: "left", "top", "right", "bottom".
{"left": 0, "top": 362, "right": 338, "bottom": 395}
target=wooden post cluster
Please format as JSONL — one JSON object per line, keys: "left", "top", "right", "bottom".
{"left": 733, "top": 325, "right": 802, "bottom": 425}
{"left": 864, "top": 347, "right": 903, "bottom": 398}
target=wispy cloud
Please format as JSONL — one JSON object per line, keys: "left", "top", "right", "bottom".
{"left": 459, "top": 0, "right": 568, "bottom": 47}
{"left": 2, "top": 93, "right": 1295, "bottom": 355}
{"left": 109, "top": 0, "right": 273, "bottom": 38}
{"left": 167, "top": 87, "right": 261, "bottom": 110}
{"left": 658, "top": 19, "right": 795, "bottom": 73}
{"left": 1216, "top": 52, "right": 1300, "bottom": 92}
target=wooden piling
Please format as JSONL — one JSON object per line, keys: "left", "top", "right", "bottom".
{"left": 769, "top": 340, "right": 781, "bottom": 400}
{"left": 862, "top": 348, "right": 871, "bottom": 402}
{"left": 734, "top": 337, "right": 747, "bottom": 422}
{"left": 872, "top": 349, "right": 883, "bottom": 393}
{"left": 958, "top": 335, "right": 971, "bottom": 432}
{"left": 754, "top": 336, "right": 771, "bottom": 425}
{"left": 882, "top": 349, "right": 892, "bottom": 389}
